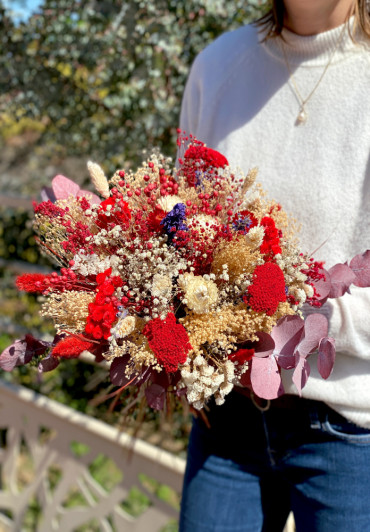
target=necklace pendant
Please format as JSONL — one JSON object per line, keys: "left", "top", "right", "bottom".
{"left": 297, "top": 107, "right": 308, "bottom": 124}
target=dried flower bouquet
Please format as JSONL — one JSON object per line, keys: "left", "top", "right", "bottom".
{"left": 1, "top": 136, "right": 369, "bottom": 412}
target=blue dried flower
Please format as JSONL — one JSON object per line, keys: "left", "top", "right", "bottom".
{"left": 161, "top": 203, "right": 188, "bottom": 243}
{"left": 232, "top": 213, "right": 253, "bottom": 234}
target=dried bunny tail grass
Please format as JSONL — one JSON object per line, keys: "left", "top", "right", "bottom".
{"left": 212, "top": 237, "right": 262, "bottom": 282}
{"left": 233, "top": 167, "right": 259, "bottom": 204}
{"left": 41, "top": 291, "right": 95, "bottom": 333}
{"left": 87, "top": 161, "right": 110, "bottom": 198}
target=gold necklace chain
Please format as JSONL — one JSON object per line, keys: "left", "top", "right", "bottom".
{"left": 280, "top": 23, "right": 347, "bottom": 124}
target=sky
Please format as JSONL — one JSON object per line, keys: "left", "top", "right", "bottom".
{"left": 3, "top": 0, "right": 42, "bottom": 21}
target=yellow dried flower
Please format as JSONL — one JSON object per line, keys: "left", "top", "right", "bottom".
{"left": 212, "top": 237, "right": 261, "bottom": 282}
{"left": 41, "top": 291, "right": 95, "bottom": 333}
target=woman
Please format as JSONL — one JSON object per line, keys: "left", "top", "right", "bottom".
{"left": 179, "top": 1, "right": 370, "bottom": 530}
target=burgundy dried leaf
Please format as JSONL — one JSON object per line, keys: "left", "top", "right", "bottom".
{"left": 110, "top": 356, "right": 150, "bottom": 387}
{"left": 292, "top": 357, "right": 311, "bottom": 395}
{"left": 110, "top": 356, "right": 132, "bottom": 387}
{"left": 250, "top": 355, "right": 284, "bottom": 400}
{"left": 349, "top": 250, "right": 370, "bottom": 288}
{"left": 317, "top": 337, "right": 336, "bottom": 379}
{"left": 328, "top": 263, "right": 357, "bottom": 298}
{"left": 253, "top": 332, "right": 275, "bottom": 358}
{"left": 145, "top": 383, "right": 166, "bottom": 411}
{"left": 25, "top": 334, "right": 51, "bottom": 353}
{"left": 296, "top": 313, "right": 329, "bottom": 357}
{"left": 38, "top": 355, "right": 60, "bottom": 374}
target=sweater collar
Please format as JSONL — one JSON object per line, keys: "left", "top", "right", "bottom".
{"left": 261, "top": 17, "right": 366, "bottom": 66}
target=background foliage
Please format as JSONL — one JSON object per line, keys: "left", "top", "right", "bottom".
{"left": 0, "top": 0, "right": 269, "bottom": 444}
{"left": 0, "top": 0, "right": 268, "bottom": 167}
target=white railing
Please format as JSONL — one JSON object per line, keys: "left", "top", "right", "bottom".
{"left": 0, "top": 380, "right": 295, "bottom": 532}
{"left": 0, "top": 380, "right": 185, "bottom": 532}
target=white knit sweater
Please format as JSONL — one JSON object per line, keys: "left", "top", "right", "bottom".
{"left": 180, "top": 20, "right": 370, "bottom": 427}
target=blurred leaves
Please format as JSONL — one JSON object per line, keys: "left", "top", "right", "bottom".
{"left": 0, "top": 0, "right": 269, "bottom": 170}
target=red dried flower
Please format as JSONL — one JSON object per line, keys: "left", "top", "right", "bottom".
{"left": 147, "top": 206, "right": 166, "bottom": 233}
{"left": 184, "top": 145, "right": 228, "bottom": 169}
{"left": 181, "top": 143, "right": 229, "bottom": 187}
{"left": 97, "top": 197, "right": 131, "bottom": 229}
{"left": 52, "top": 336, "right": 95, "bottom": 358}
{"left": 143, "top": 313, "right": 192, "bottom": 372}
{"left": 228, "top": 348, "right": 255, "bottom": 365}
{"left": 260, "top": 216, "right": 282, "bottom": 257}
{"left": 16, "top": 273, "right": 52, "bottom": 293}
{"left": 33, "top": 200, "right": 67, "bottom": 218}
{"left": 246, "top": 262, "right": 286, "bottom": 316}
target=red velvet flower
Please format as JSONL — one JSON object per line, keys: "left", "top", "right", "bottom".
{"left": 246, "top": 262, "right": 286, "bottom": 316}
{"left": 143, "top": 313, "right": 192, "bottom": 373}
{"left": 260, "top": 216, "right": 282, "bottom": 257}
{"left": 51, "top": 336, "right": 95, "bottom": 358}
{"left": 181, "top": 144, "right": 229, "bottom": 187}
{"left": 184, "top": 145, "right": 228, "bottom": 169}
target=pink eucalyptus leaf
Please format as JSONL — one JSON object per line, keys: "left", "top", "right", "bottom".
{"left": 47, "top": 175, "right": 100, "bottom": 205}
{"left": 40, "top": 186, "right": 56, "bottom": 202}
{"left": 52, "top": 174, "right": 81, "bottom": 200}
{"left": 312, "top": 267, "right": 332, "bottom": 304}
{"left": 250, "top": 355, "right": 284, "bottom": 400}
{"left": 349, "top": 250, "right": 370, "bottom": 288}
{"left": 292, "top": 357, "right": 311, "bottom": 395}
{"left": 317, "top": 337, "right": 336, "bottom": 379}
{"left": 0, "top": 340, "right": 28, "bottom": 371}
{"left": 328, "top": 263, "right": 357, "bottom": 298}
{"left": 297, "top": 313, "right": 329, "bottom": 357}
{"left": 271, "top": 315, "right": 305, "bottom": 355}
{"left": 276, "top": 351, "right": 298, "bottom": 370}
{"left": 145, "top": 383, "right": 166, "bottom": 410}
{"left": 253, "top": 331, "right": 275, "bottom": 358}
{"left": 0, "top": 339, "right": 36, "bottom": 371}
{"left": 76, "top": 189, "right": 101, "bottom": 205}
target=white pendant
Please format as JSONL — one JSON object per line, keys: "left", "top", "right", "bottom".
{"left": 297, "top": 107, "right": 308, "bottom": 124}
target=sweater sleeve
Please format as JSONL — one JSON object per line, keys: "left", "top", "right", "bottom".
{"left": 179, "top": 53, "right": 204, "bottom": 138}
{"left": 328, "top": 285, "right": 370, "bottom": 360}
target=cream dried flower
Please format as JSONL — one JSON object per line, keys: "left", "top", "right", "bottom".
{"left": 245, "top": 225, "right": 265, "bottom": 248}
{"left": 87, "top": 161, "right": 110, "bottom": 198}
{"left": 151, "top": 273, "right": 173, "bottom": 299}
{"left": 157, "top": 195, "right": 183, "bottom": 212}
{"left": 179, "top": 273, "right": 218, "bottom": 314}
{"left": 111, "top": 315, "right": 136, "bottom": 339}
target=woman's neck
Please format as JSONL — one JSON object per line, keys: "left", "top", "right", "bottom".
{"left": 283, "top": 0, "right": 355, "bottom": 35}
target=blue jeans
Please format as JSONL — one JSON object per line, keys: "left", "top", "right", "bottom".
{"left": 180, "top": 392, "right": 370, "bottom": 532}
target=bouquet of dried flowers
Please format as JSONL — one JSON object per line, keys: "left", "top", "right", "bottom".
{"left": 1, "top": 135, "right": 369, "bottom": 412}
